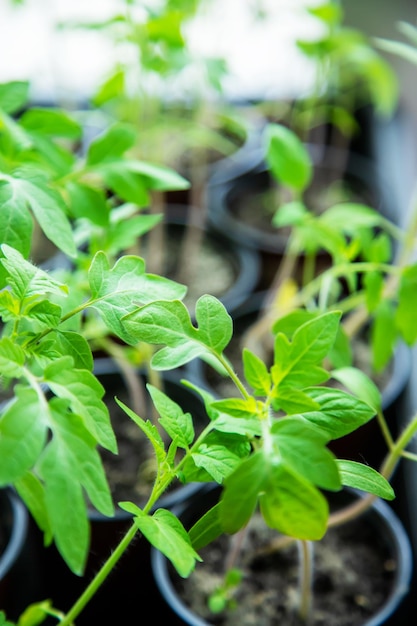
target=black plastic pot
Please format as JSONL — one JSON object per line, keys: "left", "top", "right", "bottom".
{"left": 143, "top": 206, "right": 262, "bottom": 317}
{"left": 0, "top": 488, "right": 32, "bottom": 620}
{"left": 29, "top": 358, "right": 209, "bottom": 625}
{"left": 151, "top": 484, "right": 413, "bottom": 626}
{"left": 206, "top": 143, "right": 398, "bottom": 290}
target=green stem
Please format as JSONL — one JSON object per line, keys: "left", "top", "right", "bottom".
{"left": 59, "top": 522, "right": 138, "bottom": 626}
{"left": 297, "top": 539, "right": 314, "bottom": 623}
{"left": 329, "top": 412, "right": 417, "bottom": 528}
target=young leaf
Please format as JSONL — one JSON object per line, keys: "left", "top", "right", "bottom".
{"left": 188, "top": 501, "right": 224, "bottom": 551}
{"left": 264, "top": 123, "right": 312, "bottom": 192}
{"left": 54, "top": 331, "right": 94, "bottom": 370}
{"left": 271, "top": 417, "right": 341, "bottom": 490}
{"left": 147, "top": 383, "right": 194, "bottom": 448}
{"left": 301, "top": 387, "right": 376, "bottom": 439}
{"left": 0, "top": 182, "right": 33, "bottom": 257}
{"left": 88, "top": 252, "right": 187, "bottom": 343}
{"left": 115, "top": 398, "right": 167, "bottom": 467}
{"left": 19, "top": 108, "right": 82, "bottom": 139}
{"left": 0, "top": 80, "right": 29, "bottom": 114}
{"left": 38, "top": 432, "right": 89, "bottom": 576}
{"left": 191, "top": 441, "right": 247, "bottom": 483}
{"left": 396, "top": 263, "right": 417, "bottom": 345}
{"left": 86, "top": 123, "right": 137, "bottom": 165}
{"left": 331, "top": 366, "right": 382, "bottom": 412}
{"left": 45, "top": 398, "right": 114, "bottom": 517}
{"left": 272, "top": 311, "right": 341, "bottom": 388}
{"left": 15, "top": 472, "right": 52, "bottom": 543}
{"left": 131, "top": 507, "right": 202, "bottom": 577}
{"left": 210, "top": 397, "right": 260, "bottom": 419}
{"left": 1, "top": 245, "right": 68, "bottom": 300}
{"left": 337, "top": 460, "right": 395, "bottom": 500}
{"left": 371, "top": 300, "right": 397, "bottom": 371}
{"left": 259, "top": 463, "right": 329, "bottom": 540}
{"left": 0, "top": 337, "right": 25, "bottom": 378}
{"left": 122, "top": 295, "right": 232, "bottom": 369}
{"left": 44, "top": 357, "right": 117, "bottom": 453}
{"left": 0, "top": 176, "right": 76, "bottom": 258}
{"left": 242, "top": 348, "right": 271, "bottom": 395}
{"left": 0, "top": 387, "right": 47, "bottom": 485}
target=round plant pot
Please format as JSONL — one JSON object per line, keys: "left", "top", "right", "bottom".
{"left": 151, "top": 484, "right": 413, "bottom": 626}
{"left": 31, "top": 358, "right": 209, "bottom": 625}
{"left": 0, "top": 488, "right": 32, "bottom": 620}
{"left": 206, "top": 144, "right": 397, "bottom": 290}
{"left": 185, "top": 292, "right": 412, "bottom": 470}
{"left": 143, "top": 206, "right": 262, "bottom": 317}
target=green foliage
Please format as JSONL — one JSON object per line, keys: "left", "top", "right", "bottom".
{"left": 122, "top": 297, "right": 392, "bottom": 548}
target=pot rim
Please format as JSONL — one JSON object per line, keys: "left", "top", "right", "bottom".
{"left": 0, "top": 488, "right": 28, "bottom": 581}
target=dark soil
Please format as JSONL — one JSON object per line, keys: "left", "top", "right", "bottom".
{"left": 171, "top": 505, "right": 397, "bottom": 626}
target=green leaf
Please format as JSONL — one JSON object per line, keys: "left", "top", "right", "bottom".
{"left": 188, "top": 501, "right": 224, "bottom": 550}
{"left": 259, "top": 463, "right": 329, "bottom": 540}
{"left": 272, "top": 201, "right": 309, "bottom": 228}
{"left": 147, "top": 384, "right": 194, "bottom": 448}
{"left": 86, "top": 123, "right": 137, "bottom": 165}
{"left": 337, "top": 460, "right": 395, "bottom": 500}
{"left": 0, "top": 176, "right": 76, "bottom": 258}
{"left": 396, "top": 264, "right": 417, "bottom": 345}
{"left": 0, "top": 337, "right": 25, "bottom": 378}
{"left": 55, "top": 331, "right": 94, "bottom": 370}
{"left": 219, "top": 452, "right": 266, "bottom": 533}
{"left": 121, "top": 160, "right": 190, "bottom": 191}
{"left": 371, "top": 300, "right": 397, "bottom": 372}
{"left": 331, "top": 367, "right": 382, "bottom": 412}
{"left": 88, "top": 252, "right": 187, "bottom": 343}
{"left": 96, "top": 161, "right": 150, "bottom": 205}
{"left": 16, "top": 600, "right": 53, "bottom": 626}
{"left": 272, "top": 387, "right": 320, "bottom": 414}
{"left": 1, "top": 245, "right": 68, "bottom": 300}
{"left": 210, "top": 397, "right": 259, "bottom": 419}
{"left": 191, "top": 441, "right": 247, "bottom": 483}
{"left": 242, "top": 348, "right": 271, "bottom": 395}
{"left": 131, "top": 507, "right": 201, "bottom": 577}
{"left": 44, "top": 358, "right": 116, "bottom": 452}
{"left": 66, "top": 182, "right": 109, "bottom": 226}
{"left": 264, "top": 123, "right": 312, "bottom": 192}
{"left": 271, "top": 417, "right": 341, "bottom": 490}
{"left": 115, "top": 398, "right": 166, "bottom": 467}
{"left": 302, "top": 387, "right": 376, "bottom": 439}
{"left": 123, "top": 295, "right": 231, "bottom": 369}
{"left": 38, "top": 434, "right": 89, "bottom": 575}
{"left": 19, "top": 108, "right": 82, "bottom": 138}
{"left": 364, "top": 271, "right": 383, "bottom": 312}
{"left": 92, "top": 68, "right": 125, "bottom": 105}
{"left": 0, "top": 611, "right": 15, "bottom": 626}
{"left": 271, "top": 311, "right": 341, "bottom": 388}
{"left": 15, "top": 472, "right": 52, "bottom": 543}
{"left": 0, "top": 80, "right": 29, "bottom": 113}
{"left": 0, "top": 182, "right": 33, "bottom": 257}
{"left": 0, "top": 387, "right": 47, "bottom": 485}
{"left": 46, "top": 398, "right": 114, "bottom": 516}
{"left": 25, "top": 301, "right": 61, "bottom": 329}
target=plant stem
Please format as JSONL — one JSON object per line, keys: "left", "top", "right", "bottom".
{"left": 329, "top": 412, "right": 417, "bottom": 528}
{"left": 58, "top": 522, "right": 138, "bottom": 626}
{"left": 297, "top": 540, "right": 314, "bottom": 624}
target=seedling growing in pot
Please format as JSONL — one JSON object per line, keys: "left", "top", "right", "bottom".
{"left": 5, "top": 293, "right": 417, "bottom": 625}
{"left": 242, "top": 120, "right": 417, "bottom": 386}
{"left": 292, "top": 1, "right": 398, "bottom": 151}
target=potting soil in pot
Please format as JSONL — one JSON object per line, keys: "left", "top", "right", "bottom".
{"left": 173, "top": 510, "right": 396, "bottom": 626}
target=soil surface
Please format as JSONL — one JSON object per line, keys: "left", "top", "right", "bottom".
{"left": 170, "top": 501, "right": 397, "bottom": 626}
